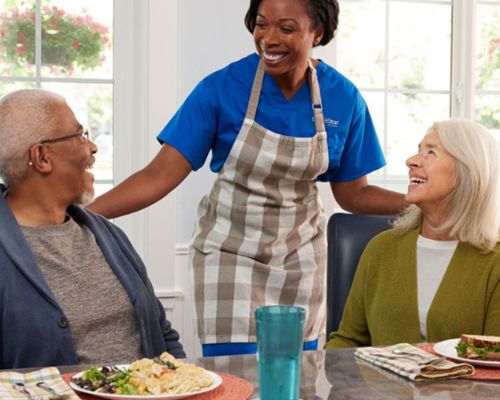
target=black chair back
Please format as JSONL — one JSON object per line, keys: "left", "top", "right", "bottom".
{"left": 326, "top": 213, "right": 396, "bottom": 335}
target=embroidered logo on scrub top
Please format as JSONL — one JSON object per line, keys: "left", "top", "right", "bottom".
{"left": 312, "top": 116, "right": 340, "bottom": 128}
{"left": 325, "top": 118, "right": 339, "bottom": 127}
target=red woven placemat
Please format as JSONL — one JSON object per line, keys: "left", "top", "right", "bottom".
{"left": 62, "top": 370, "right": 254, "bottom": 400}
{"left": 418, "top": 344, "right": 500, "bottom": 380}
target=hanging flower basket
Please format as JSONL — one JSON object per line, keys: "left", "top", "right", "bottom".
{"left": 26, "top": 44, "right": 72, "bottom": 66}
{"left": 0, "top": 5, "right": 110, "bottom": 72}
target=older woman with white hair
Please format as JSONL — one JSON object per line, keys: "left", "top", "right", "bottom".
{"left": 326, "top": 118, "right": 500, "bottom": 348}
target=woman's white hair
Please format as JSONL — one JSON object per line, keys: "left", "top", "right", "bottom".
{"left": 0, "top": 89, "right": 66, "bottom": 187}
{"left": 393, "top": 118, "right": 500, "bottom": 253}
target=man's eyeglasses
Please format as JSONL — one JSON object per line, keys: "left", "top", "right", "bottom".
{"left": 38, "top": 129, "right": 90, "bottom": 145}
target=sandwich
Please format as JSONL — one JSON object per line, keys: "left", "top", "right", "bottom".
{"left": 456, "top": 334, "right": 500, "bottom": 360}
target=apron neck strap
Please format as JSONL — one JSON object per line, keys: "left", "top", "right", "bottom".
{"left": 308, "top": 59, "right": 326, "bottom": 134}
{"left": 245, "top": 58, "right": 326, "bottom": 134}
{"left": 245, "top": 58, "right": 265, "bottom": 121}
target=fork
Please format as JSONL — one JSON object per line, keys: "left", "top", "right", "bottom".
{"left": 36, "top": 382, "right": 70, "bottom": 400}
{"left": 12, "top": 382, "right": 42, "bottom": 400}
{"left": 392, "top": 348, "right": 446, "bottom": 365}
{"left": 370, "top": 352, "right": 444, "bottom": 366}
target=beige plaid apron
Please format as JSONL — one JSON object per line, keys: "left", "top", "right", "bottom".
{"left": 190, "top": 59, "right": 329, "bottom": 344}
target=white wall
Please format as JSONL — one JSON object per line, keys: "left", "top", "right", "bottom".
{"left": 175, "top": 0, "right": 254, "bottom": 244}
{"left": 114, "top": 0, "right": 191, "bottom": 352}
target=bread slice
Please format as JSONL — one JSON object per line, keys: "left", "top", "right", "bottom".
{"left": 457, "top": 334, "right": 500, "bottom": 360}
{"left": 460, "top": 334, "right": 500, "bottom": 347}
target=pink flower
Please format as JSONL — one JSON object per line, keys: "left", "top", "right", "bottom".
{"left": 16, "top": 44, "right": 25, "bottom": 55}
{"left": 72, "top": 39, "right": 80, "bottom": 49}
{"left": 18, "top": 32, "right": 25, "bottom": 41}
{"left": 49, "top": 18, "right": 58, "bottom": 27}
{"left": 75, "top": 16, "right": 84, "bottom": 26}
{"left": 488, "top": 37, "right": 499, "bottom": 57}
{"left": 90, "top": 22, "right": 100, "bottom": 32}
{"left": 84, "top": 15, "right": 93, "bottom": 24}
{"left": 101, "top": 36, "right": 109, "bottom": 45}
{"left": 49, "top": 65, "right": 60, "bottom": 76}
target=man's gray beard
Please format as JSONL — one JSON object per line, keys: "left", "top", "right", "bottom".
{"left": 74, "top": 191, "right": 95, "bottom": 206}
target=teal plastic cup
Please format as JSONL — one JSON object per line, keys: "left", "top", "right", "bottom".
{"left": 255, "top": 305, "right": 305, "bottom": 400}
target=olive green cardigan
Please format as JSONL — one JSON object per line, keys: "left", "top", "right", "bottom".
{"left": 325, "top": 228, "right": 500, "bottom": 349}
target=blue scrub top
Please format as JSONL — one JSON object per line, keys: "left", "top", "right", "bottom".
{"left": 158, "top": 53, "right": 385, "bottom": 182}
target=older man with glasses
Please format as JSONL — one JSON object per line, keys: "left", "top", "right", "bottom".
{"left": 0, "top": 89, "right": 185, "bottom": 369}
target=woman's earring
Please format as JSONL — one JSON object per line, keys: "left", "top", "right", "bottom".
{"left": 28, "top": 161, "right": 33, "bottom": 166}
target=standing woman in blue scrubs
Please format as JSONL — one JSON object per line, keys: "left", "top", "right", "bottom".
{"left": 89, "top": 0, "right": 406, "bottom": 356}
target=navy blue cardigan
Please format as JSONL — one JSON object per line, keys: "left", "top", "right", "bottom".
{"left": 0, "top": 185, "right": 185, "bottom": 369}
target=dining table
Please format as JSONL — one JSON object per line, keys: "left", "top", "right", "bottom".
{"left": 52, "top": 347, "right": 499, "bottom": 400}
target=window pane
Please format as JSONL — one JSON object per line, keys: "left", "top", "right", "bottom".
{"left": 475, "top": 94, "right": 500, "bottom": 138}
{"left": 336, "top": 0, "right": 385, "bottom": 88}
{"left": 362, "top": 91, "right": 385, "bottom": 178}
{"left": 41, "top": 82, "right": 113, "bottom": 181}
{"left": 389, "top": 2, "right": 451, "bottom": 90}
{"left": 362, "top": 91, "right": 385, "bottom": 144}
{"left": 476, "top": 4, "right": 500, "bottom": 91}
{"left": 94, "top": 182, "right": 113, "bottom": 196}
{"left": 386, "top": 93, "right": 449, "bottom": 175}
{"left": 0, "top": 80, "right": 35, "bottom": 97}
{"left": 0, "top": 0, "right": 36, "bottom": 77}
{"left": 382, "top": 181, "right": 408, "bottom": 195}
{"left": 40, "top": 0, "right": 112, "bottom": 79}
{"left": 476, "top": 3, "right": 499, "bottom": 142}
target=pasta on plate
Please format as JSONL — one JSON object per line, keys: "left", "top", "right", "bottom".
{"left": 71, "top": 352, "right": 215, "bottom": 396}
{"left": 129, "top": 353, "right": 214, "bottom": 395}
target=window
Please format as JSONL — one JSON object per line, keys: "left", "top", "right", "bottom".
{"left": 0, "top": 0, "right": 113, "bottom": 194}
{"left": 314, "top": 0, "right": 500, "bottom": 193}
{"left": 475, "top": 0, "right": 500, "bottom": 135}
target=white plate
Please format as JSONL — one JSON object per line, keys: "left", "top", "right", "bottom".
{"left": 69, "top": 365, "right": 222, "bottom": 400}
{"left": 433, "top": 338, "right": 500, "bottom": 368}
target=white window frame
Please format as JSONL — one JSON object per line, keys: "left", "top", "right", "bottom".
{"left": 451, "top": 0, "right": 476, "bottom": 119}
